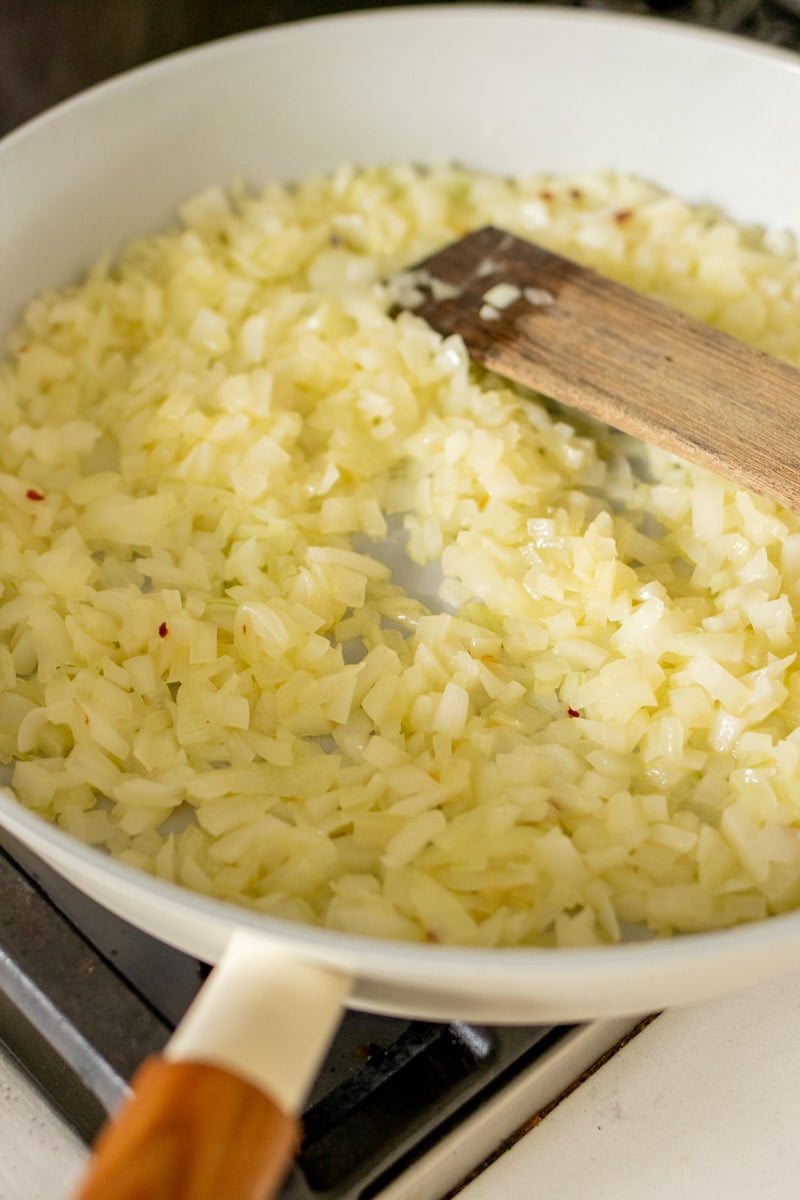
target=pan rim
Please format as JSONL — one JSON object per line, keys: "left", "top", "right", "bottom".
{"left": 4, "top": 785, "right": 800, "bottom": 978}
{"left": 3, "top": 2, "right": 800, "bottom": 160}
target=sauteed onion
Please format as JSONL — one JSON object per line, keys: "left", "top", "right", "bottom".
{"left": 2, "top": 164, "right": 800, "bottom": 947}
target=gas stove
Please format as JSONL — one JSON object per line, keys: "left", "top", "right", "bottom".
{"left": 1, "top": 4, "right": 799, "bottom": 1199}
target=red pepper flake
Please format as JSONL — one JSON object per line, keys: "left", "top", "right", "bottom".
{"left": 539, "top": 190, "right": 555, "bottom": 202}
{"left": 158, "top": 621, "right": 169, "bottom": 638}
{"left": 242, "top": 624, "right": 248, "bottom": 635}
{"left": 614, "top": 209, "right": 634, "bottom": 224}
{"left": 353, "top": 1042, "right": 382, "bottom": 1062}
{"left": 25, "top": 488, "right": 45, "bottom": 501}
{"left": 567, "top": 707, "right": 581, "bottom": 719}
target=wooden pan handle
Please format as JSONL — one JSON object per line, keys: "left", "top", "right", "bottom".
{"left": 69, "top": 935, "right": 350, "bottom": 1200}
{"left": 73, "top": 1055, "right": 299, "bottom": 1200}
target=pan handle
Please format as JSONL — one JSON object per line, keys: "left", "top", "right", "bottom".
{"left": 72, "top": 1057, "right": 298, "bottom": 1200}
{"left": 71, "top": 933, "right": 351, "bottom": 1200}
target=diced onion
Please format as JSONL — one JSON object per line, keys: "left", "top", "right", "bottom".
{"left": 3, "top": 163, "right": 800, "bottom": 948}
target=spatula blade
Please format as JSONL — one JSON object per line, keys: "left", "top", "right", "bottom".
{"left": 398, "top": 226, "right": 800, "bottom": 512}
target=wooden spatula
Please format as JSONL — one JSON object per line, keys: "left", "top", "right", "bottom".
{"left": 398, "top": 226, "right": 800, "bottom": 511}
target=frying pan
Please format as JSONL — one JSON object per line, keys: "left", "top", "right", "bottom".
{"left": 2, "top": 6, "right": 800, "bottom": 1197}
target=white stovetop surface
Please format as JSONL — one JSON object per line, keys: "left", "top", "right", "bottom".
{"left": 4, "top": 966, "right": 800, "bottom": 1200}
{"left": 460, "top": 967, "right": 800, "bottom": 1200}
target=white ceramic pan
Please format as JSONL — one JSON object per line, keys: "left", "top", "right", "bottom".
{"left": 2, "top": 7, "right": 800, "bottom": 1198}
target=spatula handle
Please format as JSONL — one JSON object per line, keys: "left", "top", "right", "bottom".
{"left": 73, "top": 1056, "right": 298, "bottom": 1200}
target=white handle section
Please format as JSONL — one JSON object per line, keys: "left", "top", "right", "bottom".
{"left": 164, "top": 932, "right": 351, "bottom": 1116}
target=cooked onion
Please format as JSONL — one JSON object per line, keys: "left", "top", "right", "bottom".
{"left": 2, "top": 163, "right": 800, "bottom": 947}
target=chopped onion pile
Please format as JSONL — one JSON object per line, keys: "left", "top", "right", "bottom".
{"left": 2, "top": 163, "right": 800, "bottom": 948}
